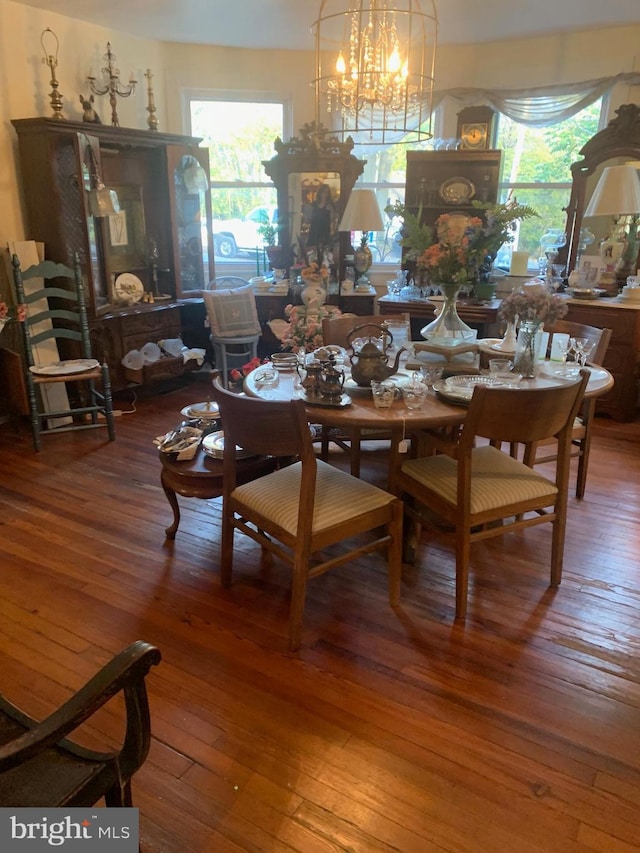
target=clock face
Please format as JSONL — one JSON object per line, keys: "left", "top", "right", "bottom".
{"left": 461, "top": 122, "right": 489, "bottom": 149}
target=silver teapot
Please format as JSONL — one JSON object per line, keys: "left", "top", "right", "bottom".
{"left": 347, "top": 323, "right": 405, "bottom": 387}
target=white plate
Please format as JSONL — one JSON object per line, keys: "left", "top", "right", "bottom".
{"left": 538, "top": 363, "right": 609, "bottom": 387}
{"left": 114, "top": 273, "right": 144, "bottom": 303}
{"left": 439, "top": 176, "right": 475, "bottom": 204}
{"left": 181, "top": 401, "right": 220, "bottom": 420}
{"left": 343, "top": 371, "right": 414, "bottom": 394}
{"left": 29, "top": 358, "right": 99, "bottom": 376}
{"left": 202, "top": 430, "right": 255, "bottom": 459}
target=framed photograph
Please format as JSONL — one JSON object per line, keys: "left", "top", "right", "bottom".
{"left": 103, "top": 185, "right": 146, "bottom": 274}
{"left": 578, "top": 254, "right": 605, "bottom": 284}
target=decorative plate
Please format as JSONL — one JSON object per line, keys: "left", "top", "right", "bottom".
{"left": 433, "top": 375, "right": 504, "bottom": 403}
{"left": 114, "top": 273, "right": 144, "bottom": 303}
{"left": 343, "top": 372, "right": 414, "bottom": 395}
{"left": 181, "top": 401, "right": 220, "bottom": 420}
{"left": 29, "top": 358, "right": 100, "bottom": 376}
{"left": 439, "top": 176, "right": 475, "bottom": 204}
{"left": 202, "top": 430, "right": 255, "bottom": 459}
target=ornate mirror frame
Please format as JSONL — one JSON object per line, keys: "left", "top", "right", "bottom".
{"left": 262, "top": 121, "right": 366, "bottom": 280}
{"left": 562, "top": 103, "right": 640, "bottom": 275}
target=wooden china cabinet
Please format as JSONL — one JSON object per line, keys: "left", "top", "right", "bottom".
{"left": 12, "top": 118, "right": 215, "bottom": 389}
{"left": 403, "top": 149, "right": 502, "bottom": 260}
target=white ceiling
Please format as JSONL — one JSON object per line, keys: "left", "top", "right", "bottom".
{"left": 13, "top": 0, "right": 640, "bottom": 51}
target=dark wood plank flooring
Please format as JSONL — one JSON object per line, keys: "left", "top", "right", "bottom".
{"left": 0, "top": 370, "right": 639, "bottom": 852}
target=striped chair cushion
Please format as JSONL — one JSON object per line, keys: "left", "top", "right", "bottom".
{"left": 401, "top": 445, "right": 558, "bottom": 514}
{"left": 232, "top": 459, "right": 396, "bottom": 535}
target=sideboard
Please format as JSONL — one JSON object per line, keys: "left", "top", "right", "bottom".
{"left": 377, "top": 294, "right": 502, "bottom": 340}
{"left": 564, "top": 298, "right": 640, "bottom": 421}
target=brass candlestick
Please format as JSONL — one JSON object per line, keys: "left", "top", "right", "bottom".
{"left": 40, "top": 28, "right": 64, "bottom": 120}
{"left": 144, "top": 68, "right": 158, "bottom": 131}
{"left": 87, "top": 42, "right": 137, "bottom": 127}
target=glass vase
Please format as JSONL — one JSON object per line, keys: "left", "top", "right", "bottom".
{"left": 420, "top": 282, "right": 475, "bottom": 346}
{"left": 513, "top": 319, "right": 542, "bottom": 377}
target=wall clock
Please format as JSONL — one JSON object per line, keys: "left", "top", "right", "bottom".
{"left": 460, "top": 122, "right": 489, "bottom": 150}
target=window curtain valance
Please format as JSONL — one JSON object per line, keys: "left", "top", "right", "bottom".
{"left": 432, "top": 72, "right": 640, "bottom": 127}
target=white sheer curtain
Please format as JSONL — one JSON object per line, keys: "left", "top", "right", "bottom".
{"left": 432, "top": 72, "right": 640, "bottom": 127}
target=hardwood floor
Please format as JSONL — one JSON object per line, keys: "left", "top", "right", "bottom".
{"left": 1, "top": 371, "right": 639, "bottom": 852}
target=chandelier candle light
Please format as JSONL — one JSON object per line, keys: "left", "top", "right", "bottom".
{"left": 313, "top": 0, "right": 438, "bottom": 145}
{"left": 87, "top": 43, "right": 137, "bottom": 127}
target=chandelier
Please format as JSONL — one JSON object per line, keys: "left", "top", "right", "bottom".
{"left": 313, "top": 1, "right": 437, "bottom": 145}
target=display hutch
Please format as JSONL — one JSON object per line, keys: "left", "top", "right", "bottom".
{"left": 12, "top": 118, "right": 215, "bottom": 389}
{"left": 404, "top": 149, "right": 502, "bottom": 235}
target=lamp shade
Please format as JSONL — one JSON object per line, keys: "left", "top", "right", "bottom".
{"left": 338, "top": 189, "right": 385, "bottom": 233}
{"left": 584, "top": 164, "right": 640, "bottom": 217}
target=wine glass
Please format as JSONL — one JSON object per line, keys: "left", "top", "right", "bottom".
{"left": 572, "top": 337, "right": 594, "bottom": 367}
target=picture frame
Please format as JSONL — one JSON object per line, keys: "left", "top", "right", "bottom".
{"left": 578, "top": 254, "right": 605, "bottom": 284}
{"left": 103, "top": 185, "right": 147, "bottom": 274}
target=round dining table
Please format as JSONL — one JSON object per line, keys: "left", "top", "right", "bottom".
{"left": 244, "top": 361, "right": 613, "bottom": 492}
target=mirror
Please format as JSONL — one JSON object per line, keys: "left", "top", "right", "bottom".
{"left": 173, "top": 153, "right": 212, "bottom": 292}
{"left": 263, "top": 122, "right": 365, "bottom": 280}
{"left": 562, "top": 103, "right": 640, "bottom": 285}
{"left": 288, "top": 171, "right": 341, "bottom": 263}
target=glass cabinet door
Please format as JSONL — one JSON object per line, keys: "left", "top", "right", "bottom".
{"left": 167, "top": 145, "right": 215, "bottom": 296}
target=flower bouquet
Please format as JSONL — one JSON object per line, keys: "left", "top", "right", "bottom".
{"left": 499, "top": 282, "right": 568, "bottom": 377}
{"left": 498, "top": 282, "right": 568, "bottom": 326}
{"left": 301, "top": 262, "right": 329, "bottom": 285}
{"left": 276, "top": 303, "right": 342, "bottom": 354}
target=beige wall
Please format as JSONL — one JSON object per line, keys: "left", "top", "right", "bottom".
{"left": 1, "top": 0, "right": 640, "bottom": 250}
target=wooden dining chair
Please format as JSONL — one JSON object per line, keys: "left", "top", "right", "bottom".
{"left": 0, "top": 641, "right": 160, "bottom": 808}
{"left": 321, "top": 312, "right": 411, "bottom": 476}
{"left": 12, "top": 254, "right": 116, "bottom": 452}
{"left": 522, "top": 320, "right": 612, "bottom": 498}
{"left": 211, "top": 376, "right": 403, "bottom": 651}
{"left": 396, "top": 371, "right": 589, "bottom": 619}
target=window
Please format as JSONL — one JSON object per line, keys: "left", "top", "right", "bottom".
{"left": 189, "top": 97, "right": 285, "bottom": 271}
{"left": 494, "top": 98, "right": 604, "bottom": 272}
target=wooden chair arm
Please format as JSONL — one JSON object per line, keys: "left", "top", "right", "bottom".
{"left": 0, "top": 641, "right": 161, "bottom": 772}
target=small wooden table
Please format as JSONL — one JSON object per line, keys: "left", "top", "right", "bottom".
{"left": 159, "top": 446, "right": 277, "bottom": 539}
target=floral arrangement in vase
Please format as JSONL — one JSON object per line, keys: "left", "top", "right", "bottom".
{"left": 301, "top": 262, "right": 330, "bottom": 284}
{"left": 417, "top": 214, "right": 484, "bottom": 286}
{"left": 275, "top": 303, "right": 342, "bottom": 354}
{"left": 498, "top": 282, "right": 568, "bottom": 326}
{"left": 500, "top": 282, "right": 568, "bottom": 377}
{"left": 417, "top": 199, "right": 538, "bottom": 288}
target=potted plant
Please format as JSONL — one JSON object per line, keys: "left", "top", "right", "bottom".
{"left": 258, "top": 218, "right": 293, "bottom": 270}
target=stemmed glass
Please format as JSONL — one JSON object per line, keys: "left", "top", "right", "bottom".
{"left": 572, "top": 337, "right": 594, "bottom": 367}
{"left": 419, "top": 365, "right": 444, "bottom": 389}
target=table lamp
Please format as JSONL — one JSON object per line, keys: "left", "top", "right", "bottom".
{"left": 338, "top": 189, "right": 384, "bottom": 286}
{"left": 583, "top": 163, "right": 640, "bottom": 290}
